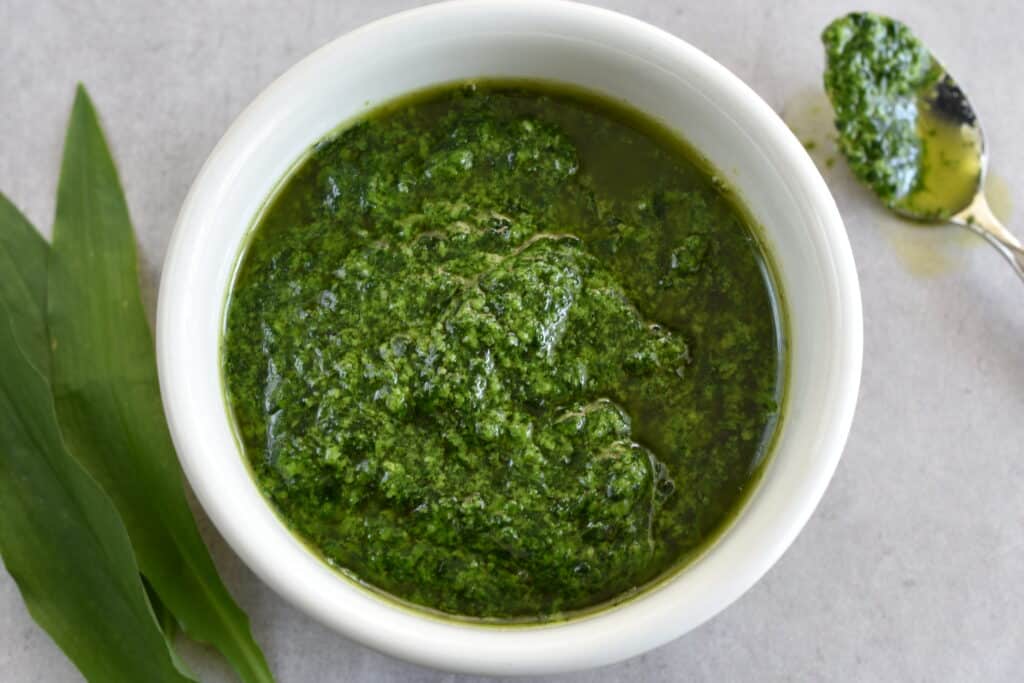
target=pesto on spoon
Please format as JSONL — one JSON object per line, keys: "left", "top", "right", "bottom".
{"left": 822, "top": 12, "right": 1024, "bottom": 280}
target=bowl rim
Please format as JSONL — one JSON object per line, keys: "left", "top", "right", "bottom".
{"left": 157, "top": 0, "right": 862, "bottom": 675}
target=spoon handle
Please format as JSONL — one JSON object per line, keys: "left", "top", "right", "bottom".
{"left": 953, "top": 193, "right": 1024, "bottom": 281}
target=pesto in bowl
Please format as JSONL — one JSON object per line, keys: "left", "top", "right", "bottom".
{"left": 222, "top": 82, "right": 784, "bottom": 621}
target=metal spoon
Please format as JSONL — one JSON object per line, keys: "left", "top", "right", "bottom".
{"left": 882, "top": 58, "right": 1024, "bottom": 280}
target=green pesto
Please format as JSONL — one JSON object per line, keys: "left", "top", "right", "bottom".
{"left": 223, "top": 82, "right": 783, "bottom": 621}
{"left": 823, "top": 13, "right": 940, "bottom": 204}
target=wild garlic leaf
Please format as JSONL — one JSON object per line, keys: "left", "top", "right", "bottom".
{"left": 0, "top": 195, "right": 48, "bottom": 369}
{"left": 46, "top": 87, "right": 274, "bottom": 683}
{"left": 0, "top": 194, "right": 192, "bottom": 683}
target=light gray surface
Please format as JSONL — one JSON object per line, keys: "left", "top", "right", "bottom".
{"left": 2, "top": 0, "right": 1022, "bottom": 681}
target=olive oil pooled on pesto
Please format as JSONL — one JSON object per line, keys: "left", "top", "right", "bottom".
{"left": 223, "top": 83, "right": 784, "bottom": 620}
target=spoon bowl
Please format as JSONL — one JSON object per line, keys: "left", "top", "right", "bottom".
{"left": 823, "top": 12, "right": 1024, "bottom": 279}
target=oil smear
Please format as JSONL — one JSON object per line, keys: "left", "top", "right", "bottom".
{"left": 879, "top": 221, "right": 970, "bottom": 278}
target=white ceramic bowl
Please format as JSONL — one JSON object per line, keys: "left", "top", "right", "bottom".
{"left": 158, "top": 0, "right": 861, "bottom": 675}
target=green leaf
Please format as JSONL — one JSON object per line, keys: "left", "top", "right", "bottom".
{"left": 0, "top": 196, "right": 48, "bottom": 370}
{"left": 144, "top": 577, "right": 195, "bottom": 677}
{"left": 144, "top": 575, "right": 183, "bottom": 641}
{"left": 0, "top": 194, "right": 193, "bottom": 683}
{"left": 47, "top": 86, "right": 274, "bottom": 683}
